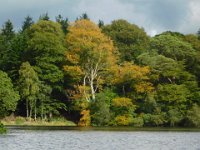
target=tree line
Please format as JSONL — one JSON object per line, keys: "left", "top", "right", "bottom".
{"left": 0, "top": 13, "right": 200, "bottom": 127}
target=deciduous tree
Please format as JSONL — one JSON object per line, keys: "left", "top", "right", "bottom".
{"left": 0, "top": 70, "right": 19, "bottom": 118}
{"left": 18, "top": 62, "right": 40, "bottom": 120}
{"left": 64, "top": 19, "right": 117, "bottom": 102}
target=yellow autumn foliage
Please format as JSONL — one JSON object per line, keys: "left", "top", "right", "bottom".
{"left": 112, "top": 62, "right": 150, "bottom": 84}
{"left": 64, "top": 19, "right": 118, "bottom": 101}
{"left": 114, "top": 114, "right": 133, "bottom": 126}
{"left": 135, "top": 82, "right": 154, "bottom": 93}
{"left": 111, "top": 62, "right": 153, "bottom": 94}
{"left": 63, "top": 66, "right": 83, "bottom": 77}
{"left": 112, "top": 97, "right": 134, "bottom": 108}
{"left": 78, "top": 110, "right": 91, "bottom": 126}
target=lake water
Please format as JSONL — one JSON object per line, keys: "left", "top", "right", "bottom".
{"left": 0, "top": 127, "right": 200, "bottom": 150}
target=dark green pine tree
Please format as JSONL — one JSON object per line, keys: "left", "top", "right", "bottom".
{"left": 21, "top": 15, "right": 34, "bottom": 32}
{"left": 1, "top": 19, "right": 15, "bottom": 42}
{"left": 56, "top": 14, "right": 69, "bottom": 35}
{"left": 76, "top": 13, "right": 90, "bottom": 21}
{"left": 98, "top": 20, "right": 104, "bottom": 28}
{"left": 81, "top": 13, "right": 89, "bottom": 19}
{"left": 198, "top": 28, "right": 200, "bottom": 39}
{"left": 39, "top": 13, "right": 50, "bottom": 21}
{"left": 0, "top": 20, "right": 15, "bottom": 72}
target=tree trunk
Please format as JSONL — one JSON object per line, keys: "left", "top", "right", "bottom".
{"left": 90, "top": 72, "right": 95, "bottom": 101}
{"left": 122, "top": 85, "right": 126, "bottom": 96}
{"left": 41, "top": 100, "right": 44, "bottom": 121}
{"left": 30, "top": 107, "right": 32, "bottom": 121}
{"left": 83, "top": 75, "right": 90, "bottom": 101}
{"left": 34, "top": 99, "right": 37, "bottom": 121}
{"left": 26, "top": 99, "right": 29, "bottom": 119}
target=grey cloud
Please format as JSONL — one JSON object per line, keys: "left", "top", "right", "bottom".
{"left": 0, "top": 0, "right": 199, "bottom": 35}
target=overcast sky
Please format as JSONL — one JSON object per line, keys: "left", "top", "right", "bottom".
{"left": 0, "top": 0, "right": 199, "bottom": 36}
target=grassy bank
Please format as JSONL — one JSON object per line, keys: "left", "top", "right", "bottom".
{"left": 1, "top": 116, "right": 76, "bottom": 126}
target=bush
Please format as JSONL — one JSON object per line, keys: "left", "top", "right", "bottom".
{"left": 111, "top": 97, "right": 136, "bottom": 115}
{"left": 186, "top": 104, "right": 200, "bottom": 127}
{"left": 142, "top": 113, "right": 152, "bottom": 126}
{"left": 114, "top": 114, "right": 133, "bottom": 126}
{"left": 78, "top": 110, "right": 91, "bottom": 126}
{"left": 167, "top": 109, "right": 183, "bottom": 127}
{"left": 132, "top": 117, "right": 144, "bottom": 127}
{"left": 90, "top": 90, "right": 115, "bottom": 126}
{"left": 0, "top": 122, "right": 7, "bottom": 134}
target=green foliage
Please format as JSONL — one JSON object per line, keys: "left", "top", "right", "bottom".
{"left": 184, "top": 34, "right": 200, "bottom": 83}
{"left": 138, "top": 54, "right": 188, "bottom": 83}
{"left": 18, "top": 62, "right": 40, "bottom": 118}
{"left": 186, "top": 104, "right": 200, "bottom": 127}
{"left": 77, "top": 13, "right": 90, "bottom": 20}
{"left": 0, "top": 70, "right": 20, "bottom": 118}
{"left": 148, "top": 108, "right": 166, "bottom": 126}
{"left": 156, "top": 84, "right": 189, "bottom": 110}
{"left": 111, "top": 97, "right": 136, "bottom": 126}
{"left": 39, "top": 13, "right": 50, "bottom": 21}
{"left": 142, "top": 108, "right": 167, "bottom": 127}
{"left": 150, "top": 113, "right": 166, "bottom": 126}
{"left": 167, "top": 109, "right": 183, "bottom": 127}
{"left": 21, "top": 16, "right": 34, "bottom": 32}
{"left": 56, "top": 14, "right": 69, "bottom": 35}
{"left": 90, "top": 89, "right": 117, "bottom": 126}
{"left": 103, "top": 19, "right": 149, "bottom": 62}
{"left": 150, "top": 34, "right": 196, "bottom": 70}
{"left": 27, "top": 20, "right": 65, "bottom": 87}
{"left": 0, "top": 122, "right": 7, "bottom": 134}
{"left": 0, "top": 20, "right": 15, "bottom": 73}
{"left": 132, "top": 117, "right": 144, "bottom": 127}
{"left": 197, "top": 29, "right": 200, "bottom": 39}
{"left": 184, "top": 34, "right": 200, "bottom": 51}
{"left": 0, "top": 16, "right": 200, "bottom": 127}
{"left": 1, "top": 19, "right": 15, "bottom": 42}
{"left": 37, "top": 82, "right": 52, "bottom": 119}
{"left": 98, "top": 20, "right": 104, "bottom": 28}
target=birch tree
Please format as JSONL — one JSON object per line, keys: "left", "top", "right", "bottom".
{"left": 18, "top": 62, "right": 39, "bottom": 120}
{"left": 64, "top": 19, "right": 117, "bottom": 102}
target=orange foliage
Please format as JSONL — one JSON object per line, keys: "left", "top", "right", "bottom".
{"left": 78, "top": 110, "right": 91, "bottom": 126}
{"left": 112, "top": 62, "right": 150, "bottom": 84}
{"left": 64, "top": 19, "right": 118, "bottom": 101}
{"left": 111, "top": 62, "right": 153, "bottom": 94}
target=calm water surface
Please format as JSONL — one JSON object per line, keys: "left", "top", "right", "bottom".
{"left": 0, "top": 127, "right": 200, "bottom": 150}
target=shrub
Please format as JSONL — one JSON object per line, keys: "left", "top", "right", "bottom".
{"left": 132, "top": 117, "right": 144, "bottom": 127}
{"left": 90, "top": 90, "right": 116, "bottom": 126}
{"left": 111, "top": 97, "right": 136, "bottom": 115}
{"left": 78, "top": 110, "right": 91, "bottom": 126}
{"left": 0, "top": 122, "right": 7, "bottom": 134}
{"left": 114, "top": 114, "right": 133, "bottom": 126}
{"left": 186, "top": 104, "right": 200, "bottom": 127}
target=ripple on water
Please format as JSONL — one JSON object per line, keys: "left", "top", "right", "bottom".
{"left": 0, "top": 130, "right": 200, "bottom": 150}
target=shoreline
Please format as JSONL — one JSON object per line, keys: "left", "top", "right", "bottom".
{"left": 5, "top": 125, "right": 200, "bottom": 132}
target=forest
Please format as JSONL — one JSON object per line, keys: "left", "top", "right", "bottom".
{"left": 0, "top": 13, "right": 200, "bottom": 127}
